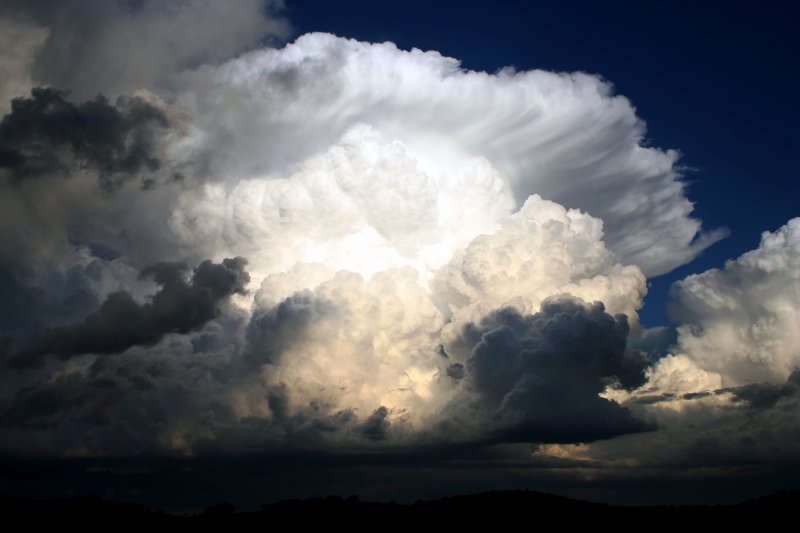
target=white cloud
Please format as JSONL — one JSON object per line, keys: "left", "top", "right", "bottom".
{"left": 434, "top": 194, "right": 646, "bottom": 331}
{"left": 590, "top": 219, "right": 800, "bottom": 474}
{"left": 670, "top": 218, "right": 800, "bottom": 385}
{"left": 175, "top": 32, "right": 724, "bottom": 276}
{"left": 169, "top": 124, "right": 513, "bottom": 282}
{"left": 642, "top": 354, "right": 723, "bottom": 395}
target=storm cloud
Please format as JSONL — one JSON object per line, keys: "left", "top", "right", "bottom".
{"left": 8, "top": 257, "right": 249, "bottom": 368}
{"left": 0, "top": 87, "right": 171, "bottom": 189}
{"left": 0, "top": 1, "right": 797, "bottom": 507}
{"left": 445, "top": 296, "right": 650, "bottom": 443}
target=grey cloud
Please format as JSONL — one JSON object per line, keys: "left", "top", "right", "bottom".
{"left": 8, "top": 257, "right": 249, "bottom": 368}
{"left": 3, "top": 372, "right": 118, "bottom": 429}
{"left": 625, "top": 374, "right": 800, "bottom": 409}
{"left": 589, "top": 377, "right": 800, "bottom": 476}
{"left": 1, "top": 347, "right": 194, "bottom": 453}
{"left": 679, "top": 391, "right": 714, "bottom": 400}
{"left": 450, "top": 296, "right": 651, "bottom": 443}
{"left": 446, "top": 363, "right": 465, "bottom": 380}
{"left": 629, "top": 326, "right": 678, "bottom": 362}
{"left": 261, "top": 382, "right": 361, "bottom": 444}
{"left": 0, "top": 262, "right": 48, "bottom": 336}
{"left": 0, "top": 16, "right": 46, "bottom": 113}
{"left": 358, "top": 406, "right": 391, "bottom": 441}
{"left": 0, "top": 0, "right": 289, "bottom": 100}
{"left": 0, "top": 256, "right": 119, "bottom": 338}
{"left": 0, "top": 87, "right": 170, "bottom": 190}
{"left": 0, "top": 300, "right": 258, "bottom": 456}
{"left": 728, "top": 380, "right": 799, "bottom": 410}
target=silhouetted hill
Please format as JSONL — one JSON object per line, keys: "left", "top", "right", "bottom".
{"left": 1, "top": 489, "right": 797, "bottom": 526}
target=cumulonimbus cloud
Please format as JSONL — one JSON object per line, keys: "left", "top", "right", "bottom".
{"left": 0, "top": 10, "right": 793, "bottom": 476}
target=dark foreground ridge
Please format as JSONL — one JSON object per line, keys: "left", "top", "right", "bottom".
{"left": 2, "top": 490, "right": 797, "bottom": 526}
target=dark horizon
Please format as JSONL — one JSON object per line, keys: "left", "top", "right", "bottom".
{"left": 4, "top": 488, "right": 800, "bottom": 525}
{"left": 4, "top": 451, "right": 799, "bottom": 511}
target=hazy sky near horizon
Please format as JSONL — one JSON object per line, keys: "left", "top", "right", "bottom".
{"left": 0, "top": 0, "right": 798, "bottom": 507}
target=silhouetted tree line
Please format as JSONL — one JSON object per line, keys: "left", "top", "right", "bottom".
{"left": 1, "top": 490, "right": 796, "bottom": 526}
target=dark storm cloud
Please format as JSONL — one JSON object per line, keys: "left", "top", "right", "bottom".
{"left": 0, "top": 87, "right": 169, "bottom": 189}
{"left": 8, "top": 257, "right": 249, "bottom": 368}
{"left": 0, "top": 262, "right": 48, "bottom": 335}
{"left": 358, "top": 406, "right": 391, "bottom": 441}
{"left": 261, "top": 383, "right": 359, "bottom": 444}
{"left": 452, "top": 296, "right": 651, "bottom": 443}
{"left": 0, "top": 306, "right": 257, "bottom": 455}
{"left": 728, "top": 379, "right": 799, "bottom": 410}
{"left": 0, "top": 257, "right": 116, "bottom": 337}
{"left": 3, "top": 372, "right": 118, "bottom": 429}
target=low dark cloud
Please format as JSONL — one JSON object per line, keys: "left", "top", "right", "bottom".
{"left": 8, "top": 257, "right": 249, "bottom": 368}
{"left": 0, "top": 309, "right": 255, "bottom": 455}
{"left": 450, "top": 296, "right": 651, "bottom": 443}
{"left": 0, "top": 262, "right": 48, "bottom": 336}
{"left": 3, "top": 372, "right": 118, "bottom": 429}
{"left": 259, "top": 382, "right": 361, "bottom": 444}
{"left": 0, "top": 257, "right": 116, "bottom": 338}
{"left": 0, "top": 87, "right": 169, "bottom": 189}
{"left": 627, "top": 369, "right": 800, "bottom": 409}
{"left": 728, "top": 379, "right": 799, "bottom": 410}
{"left": 358, "top": 406, "right": 391, "bottom": 441}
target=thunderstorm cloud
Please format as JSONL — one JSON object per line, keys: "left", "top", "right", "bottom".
{"left": 0, "top": 1, "right": 797, "bottom": 504}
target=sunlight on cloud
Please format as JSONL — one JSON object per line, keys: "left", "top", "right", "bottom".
{"left": 175, "top": 32, "right": 722, "bottom": 277}
{"left": 669, "top": 218, "right": 800, "bottom": 385}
